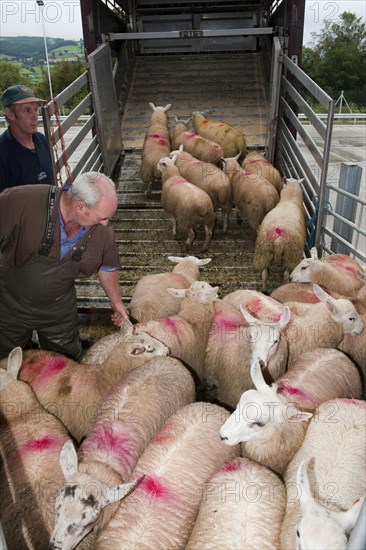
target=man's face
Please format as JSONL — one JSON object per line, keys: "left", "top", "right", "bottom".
{"left": 76, "top": 195, "right": 117, "bottom": 228}
{"left": 6, "top": 102, "right": 39, "bottom": 136}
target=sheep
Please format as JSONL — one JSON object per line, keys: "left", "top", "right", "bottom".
{"left": 191, "top": 111, "right": 247, "bottom": 160}
{"left": 185, "top": 457, "right": 286, "bottom": 549}
{"left": 95, "top": 402, "right": 239, "bottom": 550}
{"left": 171, "top": 116, "right": 224, "bottom": 165}
{"left": 219, "top": 349, "right": 361, "bottom": 475}
{"left": 129, "top": 255, "right": 212, "bottom": 323}
{"left": 49, "top": 441, "right": 137, "bottom": 550}
{"left": 242, "top": 150, "right": 284, "bottom": 193}
{"left": 271, "top": 281, "right": 343, "bottom": 304}
{"left": 292, "top": 460, "right": 364, "bottom": 550}
{"left": 204, "top": 299, "right": 290, "bottom": 408}
{"left": 290, "top": 246, "right": 365, "bottom": 297}
{"left": 338, "top": 311, "right": 366, "bottom": 382}
{"left": 158, "top": 155, "right": 215, "bottom": 252}
{"left": 223, "top": 288, "right": 286, "bottom": 320}
{"left": 171, "top": 145, "right": 232, "bottom": 233}
{"left": 140, "top": 102, "right": 172, "bottom": 197}
{"left": 18, "top": 325, "right": 170, "bottom": 442}
{"left": 252, "top": 177, "right": 307, "bottom": 292}
{"left": 0, "top": 348, "right": 73, "bottom": 549}
{"left": 135, "top": 280, "right": 219, "bottom": 384}
{"left": 283, "top": 284, "right": 364, "bottom": 367}
{"left": 281, "top": 398, "right": 366, "bottom": 549}
{"left": 221, "top": 154, "right": 279, "bottom": 232}
{"left": 49, "top": 355, "right": 195, "bottom": 550}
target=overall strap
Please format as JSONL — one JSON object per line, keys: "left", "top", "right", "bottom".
{"left": 38, "top": 185, "right": 58, "bottom": 256}
{"left": 70, "top": 227, "right": 97, "bottom": 262}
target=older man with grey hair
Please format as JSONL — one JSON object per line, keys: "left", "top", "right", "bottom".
{"left": 0, "top": 172, "right": 129, "bottom": 360}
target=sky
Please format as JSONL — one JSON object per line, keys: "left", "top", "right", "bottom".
{"left": 0, "top": 0, "right": 365, "bottom": 44}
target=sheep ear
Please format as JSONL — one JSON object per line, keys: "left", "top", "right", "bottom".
{"left": 105, "top": 479, "right": 139, "bottom": 505}
{"left": 149, "top": 102, "right": 156, "bottom": 111}
{"left": 310, "top": 247, "right": 319, "bottom": 260}
{"left": 357, "top": 269, "right": 366, "bottom": 282}
{"left": 312, "top": 284, "right": 335, "bottom": 311}
{"left": 179, "top": 144, "right": 184, "bottom": 152}
{"left": 278, "top": 306, "right": 291, "bottom": 330}
{"left": 120, "top": 319, "right": 133, "bottom": 339}
{"left": 287, "top": 407, "right": 313, "bottom": 423}
{"left": 240, "top": 305, "right": 257, "bottom": 325}
{"left": 167, "top": 256, "right": 184, "bottom": 263}
{"left": 59, "top": 440, "right": 79, "bottom": 481}
{"left": 297, "top": 460, "right": 314, "bottom": 506}
{"left": 235, "top": 152, "right": 241, "bottom": 161}
{"left": 164, "top": 104, "right": 172, "bottom": 112}
{"left": 7, "top": 347, "right": 23, "bottom": 379}
{"left": 329, "top": 497, "right": 365, "bottom": 534}
{"left": 250, "top": 360, "right": 271, "bottom": 392}
{"left": 196, "top": 257, "right": 212, "bottom": 266}
{"left": 166, "top": 288, "right": 187, "bottom": 298}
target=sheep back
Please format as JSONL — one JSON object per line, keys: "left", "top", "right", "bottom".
{"left": 242, "top": 150, "right": 284, "bottom": 193}
{"left": 192, "top": 112, "right": 247, "bottom": 159}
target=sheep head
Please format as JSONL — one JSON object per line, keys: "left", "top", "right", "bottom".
{"left": 313, "top": 284, "right": 364, "bottom": 335}
{"left": 50, "top": 441, "right": 138, "bottom": 550}
{"left": 0, "top": 347, "right": 23, "bottom": 391}
{"left": 167, "top": 255, "right": 212, "bottom": 267}
{"left": 219, "top": 361, "right": 312, "bottom": 446}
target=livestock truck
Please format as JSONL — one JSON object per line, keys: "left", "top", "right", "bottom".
{"left": 40, "top": 0, "right": 365, "bottom": 317}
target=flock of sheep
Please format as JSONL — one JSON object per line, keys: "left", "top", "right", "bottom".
{"left": 139, "top": 103, "right": 307, "bottom": 291}
{"left": 0, "top": 105, "right": 365, "bottom": 549}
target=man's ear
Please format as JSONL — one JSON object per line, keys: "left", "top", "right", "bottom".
{"left": 5, "top": 107, "right": 15, "bottom": 121}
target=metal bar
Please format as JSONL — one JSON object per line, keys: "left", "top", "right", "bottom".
{"left": 51, "top": 94, "right": 93, "bottom": 143}
{"left": 41, "top": 105, "right": 58, "bottom": 185}
{"left": 327, "top": 184, "right": 366, "bottom": 205}
{"left": 282, "top": 55, "right": 333, "bottom": 110}
{"left": 57, "top": 116, "right": 95, "bottom": 171}
{"left": 323, "top": 227, "right": 366, "bottom": 263}
{"left": 267, "top": 36, "right": 282, "bottom": 163}
{"left": 327, "top": 210, "right": 366, "bottom": 237}
{"left": 46, "top": 72, "right": 89, "bottom": 116}
{"left": 281, "top": 77, "right": 327, "bottom": 139}
{"left": 71, "top": 136, "right": 100, "bottom": 180}
{"left": 102, "top": 27, "right": 274, "bottom": 41}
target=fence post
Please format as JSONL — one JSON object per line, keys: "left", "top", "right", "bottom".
{"left": 330, "top": 162, "right": 362, "bottom": 254}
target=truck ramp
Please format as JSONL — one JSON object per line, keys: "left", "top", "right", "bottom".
{"left": 76, "top": 53, "right": 285, "bottom": 314}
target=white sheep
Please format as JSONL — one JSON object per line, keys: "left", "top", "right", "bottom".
{"left": 223, "top": 287, "right": 286, "bottom": 320}
{"left": 221, "top": 154, "right": 279, "bottom": 232}
{"left": 242, "top": 150, "right": 284, "bottom": 193}
{"left": 281, "top": 398, "right": 366, "bottom": 549}
{"left": 338, "top": 311, "right": 366, "bottom": 381}
{"left": 49, "top": 355, "right": 195, "bottom": 550}
{"left": 135, "top": 280, "right": 219, "bottom": 383}
{"left": 290, "top": 246, "right": 365, "bottom": 297}
{"left": 19, "top": 324, "right": 170, "bottom": 442}
{"left": 0, "top": 348, "right": 73, "bottom": 549}
{"left": 95, "top": 402, "right": 239, "bottom": 549}
{"left": 129, "top": 255, "right": 212, "bottom": 322}
{"left": 140, "top": 102, "right": 172, "bottom": 197}
{"left": 293, "top": 460, "right": 364, "bottom": 550}
{"left": 271, "top": 281, "right": 343, "bottom": 304}
{"left": 219, "top": 349, "right": 361, "bottom": 475}
{"left": 186, "top": 457, "right": 286, "bottom": 549}
{"left": 284, "top": 284, "right": 364, "bottom": 367}
{"left": 171, "top": 116, "right": 224, "bottom": 165}
{"left": 170, "top": 145, "right": 232, "bottom": 233}
{"left": 204, "top": 299, "right": 290, "bottom": 408}
{"left": 253, "top": 177, "right": 307, "bottom": 292}
{"left": 191, "top": 111, "right": 247, "bottom": 159}
{"left": 170, "top": 145, "right": 233, "bottom": 233}
{"left": 158, "top": 155, "right": 215, "bottom": 252}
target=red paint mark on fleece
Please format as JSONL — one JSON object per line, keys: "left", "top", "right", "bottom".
{"left": 268, "top": 227, "right": 289, "bottom": 241}
{"left": 245, "top": 299, "right": 263, "bottom": 316}
{"left": 190, "top": 160, "right": 204, "bottom": 166}
{"left": 219, "top": 460, "right": 242, "bottom": 473}
{"left": 183, "top": 132, "right": 196, "bottom": 141}
{"left": 140, "top": 476, "right": 173, "bottom": 500}
{"left": 84, "top": 426, "right": 136, "bottom": 471}
{"left": 21, "top": 356, "right": 68, "bottom": 384}
{"left": 211, "top": 314, "right": 242, "bottom": 334}
{"left": 339, "top": 398, "right": 366, "bottom": 408}
{"left": 162, "top": 317, "right": 179, "bottom": 334}
{"left": 151, "top": 418, "right": 177, "bottom": 444}
{"left": 242, "top": 170, "right": 252, "bottom": 176}
{"left": 277, "top": 385, "right": 316, "bottom": 406}
{"left": 148, "top": 133, "right": 168, "bottom": 146}
{"left": 172, "top": 177, "right": 187, "bottom": 185}
{"left": 20, "top": 435, "right": 64, "bottom": 456}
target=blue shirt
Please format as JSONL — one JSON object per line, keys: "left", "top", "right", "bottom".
{"left": 0, "top": 128, "right": 54, "bottom": 192}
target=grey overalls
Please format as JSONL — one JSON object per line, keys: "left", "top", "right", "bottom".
{"left": 0, "top": 186, "right": 94, "bottom": 360}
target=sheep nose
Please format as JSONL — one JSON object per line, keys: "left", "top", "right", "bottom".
{"left": 220, "top": 435, "right": 228, "bottom": 441}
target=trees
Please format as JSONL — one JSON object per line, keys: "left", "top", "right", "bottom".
{"left": 34, "top": 60, "right": 87, "bottom": 109}
{"left": 0, "top": 62, "right": 29, "bottom": 95}
{"left": 302, "top": 12, "right": 366, "bottom": 106}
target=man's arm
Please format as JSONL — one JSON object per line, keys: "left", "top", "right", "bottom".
{"left": 97, "top": 269, "right": 129, "bottom": 324}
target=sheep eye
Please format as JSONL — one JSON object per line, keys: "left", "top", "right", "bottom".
{"left": 296, "top": 528, "right": 300, "bottom": 538}
{"left": 301, "top": 266, "right": 308, "bottom": 270}
{"left": 252, "top": 421, "right": 265, "bottom": 428}
{"left": 349, "top": 317, "right": 355, "bottom": 322}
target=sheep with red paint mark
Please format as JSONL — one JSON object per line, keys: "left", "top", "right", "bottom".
{"left": 0, "top": 348, "right": 74, "bottom": 548}
{"left": 171, "top": 116, "right": 224, "bottom": 165}
{"left": 281, "top": 398, "right": 366, "bottom": 549}
{"left": 220, "top": 349, "right": 361, "bottom": 475}
{"left": 129, "top": 255, "right": 212, "bottom": 323}
{"left": 253, "top": 177, "right": 307, "bottom": 292}
{"left": 49, "top": 355, "right": 195, "bottom": 550}
{"left": 338, "top": 310, "right": 366, "bottom": 382}
{"left": 271, "top": 281, "right": 343, "bottom": 305}
{"left": 135, "top": 280, "right": 219, "bottom": 384}
{"left": 170, "top": 145, "right": 232, "bottom": 233}
{"left": 186, "top": 457, "right": 286, "bottom": 549}
{"left": 18, "top": 322, "right": 170, "bottom": 442}
{"left": 191, "top": 111, "right": 247, "bottom": 160}
{"left": 140, "top": 102, "right": 172, "bottom": 197}
{"left": 221, "top": 154, "right": 279, "bottom": 232}
{"left": 95, "top": 401, "right": 239, "bottom": 549}
{"left": 242, "top": 150, "right": 284, "bottom": 193}
{"left": 290, "top": 246, "right": 365, "bottom": 297}
{"left": 158, "top": 155, "right": 215, "bottom": 252}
